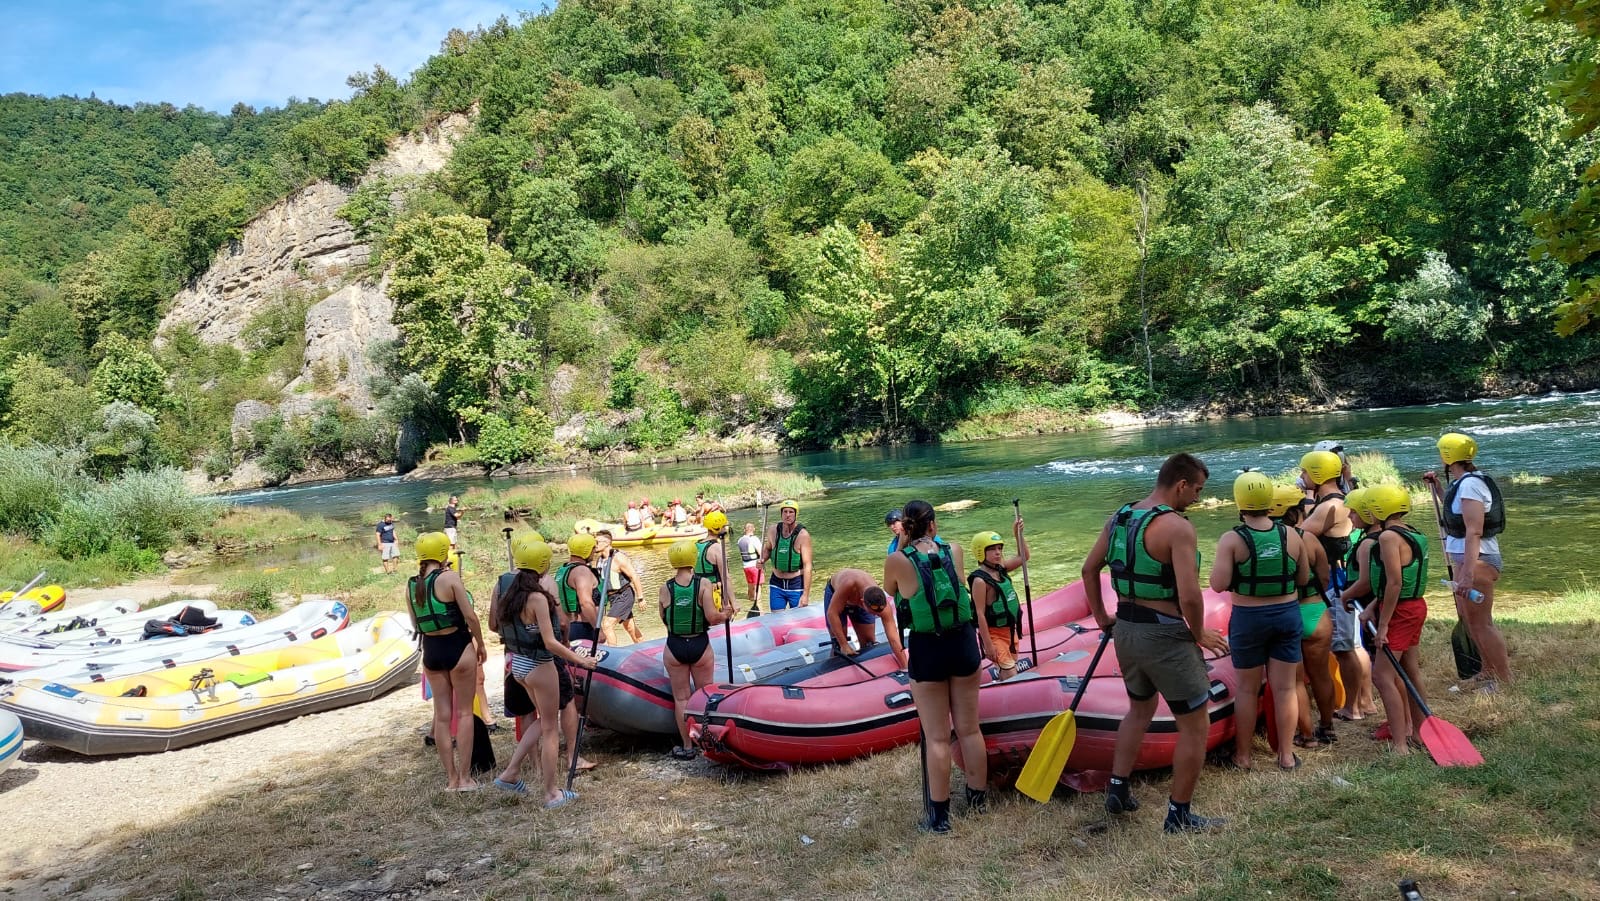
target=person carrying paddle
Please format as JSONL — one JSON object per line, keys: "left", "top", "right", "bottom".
{"left": 595, "top": 530, "right": 645, "bottom": 646}
{"left": 1354, "top": 484, "right": 1432, "bottom": 755}
{"left": 1425, "top": 432, "right": 1511, "bottom": 689}
{"left": 1082, "top": 453, "right": 1229, "bottom": 834}
{"left": 661, "top": 539, "right": 728, "bottom": 760}
{"left": 1300, "top": 449, "right": 1376, "bottom": 725}
{"left": 1211, "top": 472, "right": 1312, "bottom": 771}
{"left": 556, "top": 534, "right": 605, "bottom": 647}
{"left": 489, "top": 535, "right": 598, "bottom": 808}
{"left": 1272, "top": 486, "right": 1338, "bottom": 749}
{"left": 408, "top": 531, "right": 488, "bottom": 792}
{"left": 763, "top": 500, "right": 813, "bottom": 610}
{"left": 883, "top": 500, "right": 989, "bottom": 834}
{"left": 823, "top": 568, "right": 907, "bottom": 668}
{"left": 967, "top": 517, "right": 1029, "bottom": 681}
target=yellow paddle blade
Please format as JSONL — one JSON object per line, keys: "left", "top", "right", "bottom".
{"left": 1016, "top": 710, "right": 1077, "bottom": 803}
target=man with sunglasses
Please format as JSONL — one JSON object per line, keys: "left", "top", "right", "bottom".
{"left": 824, "top": 568, "right": 908, "bottom": 669}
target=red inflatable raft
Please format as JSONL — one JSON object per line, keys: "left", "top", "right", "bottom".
{"left": 688, "top": 576, "right": 1241, "bottom": 784}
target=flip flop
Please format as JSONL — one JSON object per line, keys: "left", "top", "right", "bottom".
{"left": 543, "top": 789, "right": 578, "bottom": 810}
{"left": 671, "top": 746, "right": 698, "bottom": 760}
{"left": 492, "top": 778, "right": 528, "bottom": 794}
{"left": 1278, "top": 754, "right": 1303, "bottom": 771}
{"left": 1333, "top": 711, "right": 1365, "bottom": 722}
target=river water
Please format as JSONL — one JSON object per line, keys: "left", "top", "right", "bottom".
{"left": 228, "top": 391, "right": 1600, "bottom": 597}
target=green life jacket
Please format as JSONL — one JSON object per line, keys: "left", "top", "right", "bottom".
{"left": 555, "top": 562, "right": 600, "bottom": 616}
{"left": 663, "top": 575, "right": 708, "bottom": 637}
{"left": 1372, "top": 525, "right": 1429, "bottom": 601}
{"left": 773, "top": 524, "right": 807, "bottom": 572}
{"left": 895, "top": 540, "right": 973, "bottom": 635}
{"left": 1442, "top": 472, "right": 1506, "bottom": 539}
{"left": 1107, "top": 505, "right": 1184, "bottom": 602}
{"left": 968, "top": 566, "right": 1020, "bottom": 632}
{"left": 406, "top": 570, "right": 465, "bottom": 635}
{"left": 694, "top": 539, "right": 720, "bottom": 583}
{"left": 1228, "top": 523, "right": 1298, "bottom": 598}
{"left": 1345, "top": 531, "right": 1378, "bottom": 603}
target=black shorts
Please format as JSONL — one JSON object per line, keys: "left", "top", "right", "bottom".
{"left": 606, "top": 586, "right": 637, "bottom": 621}
{"left": 421, "top": 630, "right": 473, "bottom": 672}
{"left": 666, "top": 632, "right": 710, "bottom": 666}
{"left": 907, "top": 624, "right": 981, "bottom": 683}
{"left": 568, "top": 621, "right": 597, "bottom": 645}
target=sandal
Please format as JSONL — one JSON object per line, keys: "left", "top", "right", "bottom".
{"left": 1333, "top": 710, "right": 1365, "bottom": 722}
{"left": 1313, "top": 724, "right": 1338, "bottom": 744}
{"left": 543, "top": 789, "right": 578, "bottom": 810}
{"left": 492, "top": 778, "right": 528, "bottom": 794}
{"left": 670, "top": 746, "right": 698, "bottom": 760}
{"left": 1278, "top": 754, "right": 1303, "bottom": 771}
{"left": 1293, "top": 734, "right": 1328, "bottom": 751}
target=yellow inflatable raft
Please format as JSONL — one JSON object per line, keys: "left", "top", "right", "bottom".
{"left": 0, "top": 585, "right": 66, "bottom": 616}
{"left": 572, "top": 519, "right": 707, "bottom": 548}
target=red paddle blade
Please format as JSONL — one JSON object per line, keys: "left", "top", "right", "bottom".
{"left": 1419, "top": 715, "right": 1483, "bottom": 767}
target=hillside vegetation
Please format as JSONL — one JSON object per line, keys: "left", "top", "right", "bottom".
{"left": 3, "top": 0, "right": 1600, "bottom": 479}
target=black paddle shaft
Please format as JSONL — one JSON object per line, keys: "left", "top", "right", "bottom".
{"left": 501, "top": 527, "right": 514, "bottom": 571}
{"left": 720, "top": 531, "right": 735, "bottom": 682}
{"left": 1013, "top": 499, "right": 1041, "bottom": 668}
{"left": 1067, "top": 631, "right": 1113, "bottom": 712}
{"left": 1355, "top": 601, "right": 1437, "bottom": 718}
{"left": 567, "top": 554, "right": 612, "bottom": 792}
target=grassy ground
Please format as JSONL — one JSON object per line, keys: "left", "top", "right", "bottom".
{"left": 22, "top": 584, "right": 1597, "bottom": 900}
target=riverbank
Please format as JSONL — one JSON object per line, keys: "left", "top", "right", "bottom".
{"left": 2, "top": 584, "right": 1592, "bottom": 899}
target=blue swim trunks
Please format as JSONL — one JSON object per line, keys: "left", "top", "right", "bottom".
{"left": 770, "top": 574, "right": 804, "bottom": 610}
{"left": 1228, "top": 600, "right": 1303, "bottom": 669}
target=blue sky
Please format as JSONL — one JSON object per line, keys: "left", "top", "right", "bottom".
{"left": 1, "top": 1, "right": 541, "bottom": 111}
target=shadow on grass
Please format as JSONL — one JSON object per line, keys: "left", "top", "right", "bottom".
{"left": 16, "top": 613, "right": 1600, "bottom": 901}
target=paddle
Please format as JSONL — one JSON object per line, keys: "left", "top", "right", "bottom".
{"left": 1355, "top": 602, "right": 1483, "bottom": 767}
{"left": 566, "top": 552, "right": 612, "bottom": 792}
{"left": 748, "top": 495, "right": 768, "bottom": 618}
{"left": 1017, "top": 629, "right": 1113, "bottom": 803}
{"left": 501, "top": 527, "right": 515, "bottom": 570}
{"left": 0, "top": 571, "right": 47, "bottom": 610}
{"left": 1011, "top": 499, "right": 1039, "bottom": 669}
{"left": 1427, "top": 479, "right": 1482, "bottom": 680}
{"left": 720, "top": 528, "right": 735, "bottom": 682}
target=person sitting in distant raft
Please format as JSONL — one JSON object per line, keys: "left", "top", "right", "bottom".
{"left": 623, "top": 501, "right": 643, "bottom": 533}
{"left": 882, "top": 500, "right": 989, "bottom": 833}
{"left": 444, "top": 495, "right": 461, "bottom": 547}
{"left": 595, "top": 530, "right": 645, "bottom": 645}
{"left": 408, "top": 531, "right": 488, "bottom": 792}
{"left": 556, "top": 534, "right": 605, "bottom": 647}
{"left": 669, "top": 499, "right": 690, "bottom": 526}
{"left": 376, "top": 513, "right": 400, "bottom": 575}
{"left": 1210, "top": 472, "right": 1312, "bottom": 772}
{"left": 1425, "top": 432, "right": 1511, "bottom": 690}
{"left": 661, "top": 539, "right": 729, "bottom": 760}
{"left": 489, "top": 534, "right": 597, "bottom": 808}
{"left": 967, "top": 516, "right": 1030, "bottom": 681}
{"left": 885, "top": 509, "right": 905, "bottom": 554}
{"left": 737, "top": 522, "right": 764, "bottom": 613}
{"left": 1082, "top": 453, "right": 1229, "bottom": 834}
{"left": 640, "top": 497, "right": 658, "bottom": 527}
{"left": 824, "top": 568, "right": 907, "bottom": 668}
{"left": 694, "top": 492, "right": 723, "bottom": 525}
{"left": 763, "top": 499, "right": 813, "bottom": 610}
{"left": 1354, "top": 484, "right": 1431, "bottom": 757}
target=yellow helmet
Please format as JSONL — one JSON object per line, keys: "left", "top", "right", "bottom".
{"left": 1268, "top": 485, "right": 1304, "bottom": 518}
{"left": 566, "top": 533, "right": 597, "bottom": 560}
{"left": 416, "top": 532, "right": 450, "bottom": 563}
{"left": 969, "top": 531, "right": 1005, "bottom": 563}
{"left": 1300, "top": 450, "right": 1343, "bottom": 486}
{"left": 668, "top": 539, "right": 698, "bottom": 569}
{"left": 1233, "top": 471, "right": 1275, "bottom": 513}
{"left": 1437, "top": 432, "right": 1478, "bottom": 465}
{"left": 703, "top": 510, "right": 729, "bottom": 534}
{"left": 1368, "top": 484, "right": 1411, "bottom": 522}
{"left": 512, "top": 534, "right": 551, "bottom": 573}
{"left": 1344, "top": 487, "right": 1373, "bottom": 523}
{"left": 779, "top": 499, "right": 800, "bottom": 514}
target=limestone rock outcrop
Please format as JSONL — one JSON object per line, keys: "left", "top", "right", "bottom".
{"left": 280, "top": 278, "right": 399, "bottom": 415}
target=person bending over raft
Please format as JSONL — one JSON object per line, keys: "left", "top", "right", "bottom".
{"left": 823, "top": 569, "right": 907, "bottom": 669}
{"left": 763, "top": 500, "right": 814, "bottom": 610}
{"left": 1083, "top": 453, "right": 1229, "bottom": 834}
{"left": 1271, "top": 486, "right": 1338, "bottom": 749}
{"left": 661, "top": 539, "right": 729, "bottom": 760}
{"left": 695, "top": 511, "right": 734, "bottom": 617}
{"left": 595, "top": 530, "right": 645, "bottom": 645}
{"left": 556, "top": 534, "right": 605, "bottom": 647}
{"left": 882, "top": 500, "right": 989, "bottom": 834}
{"left": 967, "top": 516, "right": 1030, "bottom": 681}
{"left": 489, "top": 535, "right": 597, "bottom": 808}
{"left": 1355, "top": 484, "right": 1431, "bottom": 756}
{"left": 1300, "top": 449, "right": 1376, "bottom": 722}
{"left": 408, "top": 531, "right": 488, "bottom": 792}
{"left": 1210, "top": 473, "right": 1312, "bottom": 771}
{"left": 1426, "top": 432, "right": 1511, "bottom": 688}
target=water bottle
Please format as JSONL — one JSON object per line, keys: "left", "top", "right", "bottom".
{"left": 1398, "top": 878, "right": 1424, "bottom": 900}
{"left": 1442, "top": 580, "right": 1484, "bottom": 604}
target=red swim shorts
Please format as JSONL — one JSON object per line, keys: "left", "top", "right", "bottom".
{"left": 1384, "top": 598, "right": 1427, "bottom": 654}
{"left": 744, "top": 564, "right": 761, "bottom": 588}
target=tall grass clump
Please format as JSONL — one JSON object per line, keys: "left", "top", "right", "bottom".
{"left": 43, "top": 468, "right": 217, "bottom": 559}
{"left": 0, "top": 443, "right": 89, "bottom": 534}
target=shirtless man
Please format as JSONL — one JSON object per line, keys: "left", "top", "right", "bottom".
{"left": 823, "top": 568, "right": 907, "bottom": 669}
{"left": 1299, "top": 449, "right": 1376, "bottom": 720}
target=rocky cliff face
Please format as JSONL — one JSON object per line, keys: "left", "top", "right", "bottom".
{"left": 157, "top": 112, "right": 469, "bottom": 411}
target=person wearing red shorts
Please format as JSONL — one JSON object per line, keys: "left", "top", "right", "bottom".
{"left": 1357, "top": 484, "right": 1430, "bottom": 756}
{"left": 737, "top": 522, "right": 764, "bottom": 612}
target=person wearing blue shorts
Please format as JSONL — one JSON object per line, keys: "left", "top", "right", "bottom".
{"left": 762, "top": 499, "right": 812, "bottom": 610}
{"left": 1210, "top": 472, "right": 1312, "bottom": 772}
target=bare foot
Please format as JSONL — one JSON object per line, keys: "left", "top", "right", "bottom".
{"left": 575, "top": 758, "right": 598, "bottom": 772}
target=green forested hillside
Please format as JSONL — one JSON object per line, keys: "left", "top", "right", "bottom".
{"left": 3, "top": 0, "right": 1600, "bottom": 479}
